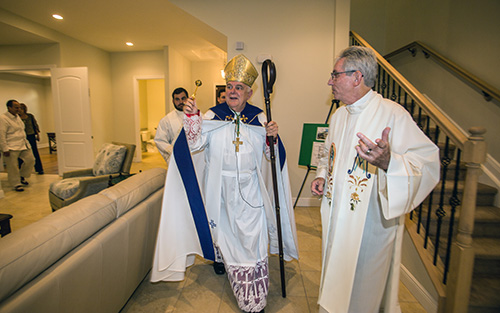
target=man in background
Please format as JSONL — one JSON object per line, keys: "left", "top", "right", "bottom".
{"left": 154, "top": 87, "right": 189, "bottom": 164}
{"left": 216, "top": 87, "right": 226, "bottom": 105}
{"left": 0, "top": 100, "right": 35, "bottom": 191}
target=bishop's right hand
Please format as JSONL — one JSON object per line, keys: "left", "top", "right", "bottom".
{"left": 183, "top": 98, "right": 199, "bottom": 115}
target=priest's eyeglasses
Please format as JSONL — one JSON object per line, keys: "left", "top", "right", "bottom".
{"left": 330, "top": 70, "right": 357, "bottom": 80}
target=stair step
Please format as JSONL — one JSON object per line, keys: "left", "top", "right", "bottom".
{"left": 411, "top": 205, "right": 500, "bottom": 238}
{"left": 412, "top": 224, "right": 500, "bottom": 278}
{"left": 469, "top": 274, "right": 500, "bottom": 312}
{"left": 425, "top": 181, "right": 497, "bottom": 206}
{"left": 474, "top": 238, "right": 500, "bottom": 275}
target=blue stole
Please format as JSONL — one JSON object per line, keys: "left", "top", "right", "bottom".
{"left": 173, "top": 130, "right": 215, "bottom": 261}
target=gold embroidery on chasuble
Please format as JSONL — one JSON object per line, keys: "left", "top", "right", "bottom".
{"left": 325, "top": 143, "right": 336, "bottom": 205}
{"left": 346, "top": 154, "right": 372, "bottom": 211}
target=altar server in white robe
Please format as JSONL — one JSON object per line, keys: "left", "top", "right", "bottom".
{"left": 311, "top": 46, "right": 440, "bottom": 313}
{"left": 154, "top": 87, "right": 189, "bottom": 164}
{"left": 152, "top": 54, "right": 298, "bottom": 313}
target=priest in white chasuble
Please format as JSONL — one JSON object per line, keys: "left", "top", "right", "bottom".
{"left": 151, "top": 54, "right": 298, "bottom": 313}
{"left": 311, "top": 46, "right": 440, "bottom": 313}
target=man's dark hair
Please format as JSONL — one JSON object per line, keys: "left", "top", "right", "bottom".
{"left": 6, "top": 99, "right": 18, "bottom": 108}
{"left": 217, "top": 88, "right": 225, "bottom": 98}
{"left": 172, "top": 87, "right": 188, "bottom": 99}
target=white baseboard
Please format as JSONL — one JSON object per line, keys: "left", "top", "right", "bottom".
{"left": 400, "top": 265, "right": 438, "bottom": 313}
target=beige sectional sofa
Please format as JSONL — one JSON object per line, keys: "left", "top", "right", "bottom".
{"left": 0, "top": 168, "right": 167, "bottom": 313}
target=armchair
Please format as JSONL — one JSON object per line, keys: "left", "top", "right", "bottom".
{"left": 48, "top": 142, "right": 136, "bottom": 211}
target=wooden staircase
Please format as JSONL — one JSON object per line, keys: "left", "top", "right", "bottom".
{"left": 408, "top": 115, "right": 500, "bottom": 311}
{"left": 410, "top": 157, "right": 500, "bottom": 312}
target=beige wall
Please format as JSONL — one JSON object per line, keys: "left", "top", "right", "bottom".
{"left": 351, "top": 0, "right": 500, "bottom": 168}
{"left": 146, "top": 79, "right": 166, "bottom": 133}
{"left": 110, "top": 50, "right": 164, "bottom": 159}
{"left": 165, "top": 46, "right": 192, "bottom": 112}
{"left": 191, "top": 60, "right": 226, "bottom": 113}
{"left": 0, "top": 43, "right": 60, "bottom": 67}
{"left": 170, "top": 0, "right": 342, "bottom": 202}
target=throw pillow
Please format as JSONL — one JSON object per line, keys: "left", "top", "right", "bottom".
{"left": 92, "top": 143, "right": 127, "bottom": 176}
{"left": 49, "top": 178, "right": 81, "bottom": 199}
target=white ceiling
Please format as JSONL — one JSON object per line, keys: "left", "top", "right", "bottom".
{"left": 0, "top": 0, "right": 227, "bottom": 61}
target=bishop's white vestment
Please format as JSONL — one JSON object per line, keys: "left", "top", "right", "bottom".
{"left": 151, "top": 102, "right": 299, "bottom": 313}
{"left": 316, "top": 90, "right": 440, "bottom": 313}
{"left": 154, "top": 109, "right": 184, "bottom": 163}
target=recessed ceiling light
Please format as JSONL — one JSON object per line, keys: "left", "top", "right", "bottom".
{"left": 126, "top": 42, "right": 134, "bottom": 47}
{"left": 52, "top": 14, "right": 63, "bottom": 20}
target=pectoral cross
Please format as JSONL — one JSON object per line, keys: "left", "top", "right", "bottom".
{"left": 232, "top": 113, "right": 243, "bottom": 152}
{"left": 233, "top": 137, "right": 243, "bottom": 152}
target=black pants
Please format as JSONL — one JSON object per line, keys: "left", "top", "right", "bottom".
{"left": 21, "top": 134, "right": 44, "bottom": 173}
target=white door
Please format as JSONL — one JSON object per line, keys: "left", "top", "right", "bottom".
{"left": 51, "top": 67, "right": 94, "bottom": 174}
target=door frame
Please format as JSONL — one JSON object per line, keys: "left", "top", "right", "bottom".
{"left": 133, "top": 75, "right": 165, "bottom": 162}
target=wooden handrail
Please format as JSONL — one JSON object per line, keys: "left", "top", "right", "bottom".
{"left": 384, "top": 40, "right": 500, "bottom": 103}
{"left": 350, "top": 31, "right": 468, "bottom": 149}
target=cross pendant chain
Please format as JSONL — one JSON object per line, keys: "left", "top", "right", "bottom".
{"left": 233, "top": 113, "right": 243, "bottom": 152}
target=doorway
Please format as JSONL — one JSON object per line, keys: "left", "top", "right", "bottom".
{"left": 0, "top": 67, "right": 57, "bottom": 176}
{"left": 134, "top": 77, "right": 165, "bottom": 162}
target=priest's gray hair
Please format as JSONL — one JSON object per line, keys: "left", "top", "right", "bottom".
{"left": 337, "top": 46, "right": 378, "bottom": 88}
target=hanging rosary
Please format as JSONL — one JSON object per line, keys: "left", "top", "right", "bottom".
{"left": 232, "top": 113, "right": 243, "bottom": 152}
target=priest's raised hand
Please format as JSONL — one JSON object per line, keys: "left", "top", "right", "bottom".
{"left": 355, "top": 127, "right": 391, "bottom": 171}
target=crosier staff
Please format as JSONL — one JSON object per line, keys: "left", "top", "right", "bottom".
{"left": 262, "top": 59, "right": 286, "bottom": 298}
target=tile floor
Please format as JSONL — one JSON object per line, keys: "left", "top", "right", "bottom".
{"left": 120, "top": 207, "right": 427, "bottom": 313}
{"left": 0, "top": 150, "right": 427, "bottom": 313}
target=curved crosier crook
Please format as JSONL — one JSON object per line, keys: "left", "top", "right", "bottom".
{"left": 262, "top": 59, "right": 276, "bottom": 100}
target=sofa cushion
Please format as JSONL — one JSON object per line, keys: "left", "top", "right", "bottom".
{"left": 92, "top": 143, "right": 127, "bottom": 176}
{"left": 49, "top": 178, "right": 81, "bottom": 199}
{"left": 99, "top": 168, "right": 167, "bottom": 217}
{"left": 0, "top": 194, "right": 117, "bottom": 302}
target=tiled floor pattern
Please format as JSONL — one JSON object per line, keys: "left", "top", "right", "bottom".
{"left": 0, "top": 150, "right": 426, "bottom": 313}
{"left": 120, "top": 206, "right": 427, "bottom": 313}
